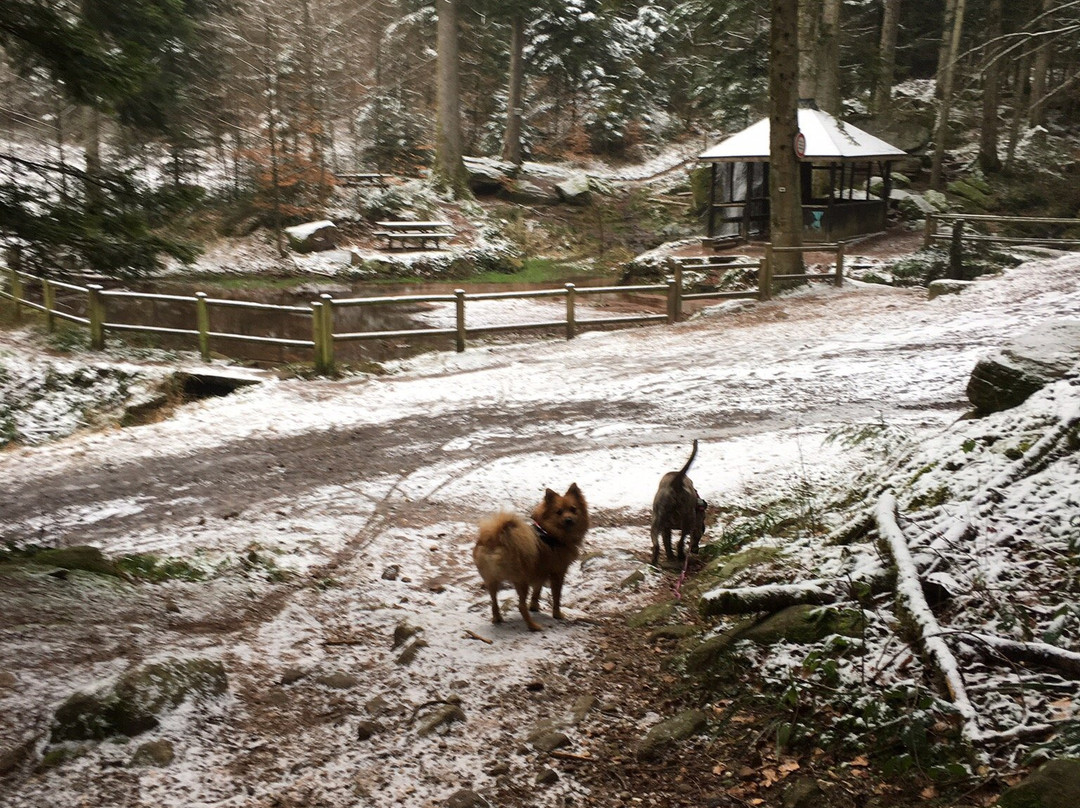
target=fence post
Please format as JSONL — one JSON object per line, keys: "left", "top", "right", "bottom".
{"left": 454, "top": 289, "right": 466, "bottom": 352}
{"left": 760, "top": 245, "right": 774, "bottom": 301}
{"left": 87, "top": 284, "right": 105, "bottom": 349}
{"left": 565, "top": 283, "right": 576, "bottom": 339}
{"left": 42, "top": 278, "right": 56, "bottom": 331}
{"left": 834, "top": 242, "right": 845, "bottom": 288}
{"left": 319, "top": 294, "right": 335, "bottom": 373}
{"left": 923, "top": 214, "right": 936, "bottom": 249}
{"left": 948, "top": 219, "right": 965, "bottom": 280}
{"left": 311, "top": 301, "right": 325, "bottom": 373}
{"left": 666, "top": 280, "right": 677, "bottom": 324}
{"left": 7, "top": 264, "right": 22, "bottom": 323}
{"left": 673, "top": 261, "right": 683, "bottom": 323}
{"left": 195, "top": 292, "right": 210, "bottom": 361}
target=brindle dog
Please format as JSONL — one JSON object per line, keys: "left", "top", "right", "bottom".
{"left": 650, "top": 440, "right": 707, "bottom": 566}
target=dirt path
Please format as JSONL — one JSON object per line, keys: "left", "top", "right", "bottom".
{"left": 3, "top": 253, "right": 1080, "bottom": 807}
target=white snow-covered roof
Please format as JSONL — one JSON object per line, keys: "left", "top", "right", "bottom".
{"left": 699, "top": 108, "right": 907, "bottom": 162}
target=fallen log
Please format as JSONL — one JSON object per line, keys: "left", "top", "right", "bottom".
{"left": 876, "top": 492, "right": 984, "bottom": 750}
{"left": 962, "top": 633, "right": 1080, "bottom": 678}
{"left": 699, "top": 580, "right": 836, "bottom": 616}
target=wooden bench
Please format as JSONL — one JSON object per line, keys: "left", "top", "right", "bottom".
{"left": 374, "top": 220, "right": 455, "bottom": 251}
{"left": 339, "top": 172, "right": 390, "bottom": 188}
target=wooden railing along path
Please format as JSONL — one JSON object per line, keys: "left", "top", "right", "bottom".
{"left": 924, "top": 213, "right": 1080, "bottom": 250}
{"left": 2, "top": 247, "right": 845, "bottom": 374}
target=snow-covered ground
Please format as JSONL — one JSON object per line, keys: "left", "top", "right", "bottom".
{"left": 1, "top": 251, "right": 1079, "bottom": 807}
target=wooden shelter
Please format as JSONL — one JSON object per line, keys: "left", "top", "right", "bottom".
{"left": 698, "top": 103, "right": 907, "bottom": 243}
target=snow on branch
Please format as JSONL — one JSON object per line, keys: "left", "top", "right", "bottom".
{"left": 699, "top": 580, "right": 837, "bottom": 616}
{"left": 875, "top": 491, "right": 984, "bottom": 752}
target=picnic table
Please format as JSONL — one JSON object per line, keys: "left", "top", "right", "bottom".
{"left": 339, "top": 172, "right": 390, "bottom": 188}
{"left": 374, "top": 220, "right": 455, "bottom": 251}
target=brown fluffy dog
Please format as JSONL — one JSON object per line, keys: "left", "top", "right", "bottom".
{"left": 473, "top": 483, "right": 590, "bottom": 632}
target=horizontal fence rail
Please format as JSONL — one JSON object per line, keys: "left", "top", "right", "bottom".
{"left": 924, "top": 213, "right": 1080, "bottom": 250}
{"left": 2, "top": 245, "right": 844, "bottom": 373}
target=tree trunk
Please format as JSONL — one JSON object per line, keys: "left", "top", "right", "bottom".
{"left": 871, "top": 0, "right": 902, "bottom": 118}
{"left": 1029, "top": 0, "right": 1053, "bottom": 126}
{"left": 770, "top": 0, "right": 804, "bottom": 277}
{"left": 434, "top": 0, "right": 470, "bottom": 197}
{"left": 978, "top": 0, "right": 1003, "bottom": 172}
{"left": 935, "top": 0, "right": 958, "bottom": 99}
{"left": 798, "top": 0, "right": 821, "bottom": 103}
{"left": 930, "top": 0, "right": 967, "bottom": 189}
{"left": 501, "top": 12, "right": 525, "bottom": 165}
{"left": 1005, "top": 51, "right": 1032, "bottom": 172}
{"left": 817, "top": 0, "right": 842, "bottom": 116}
{"left": 83, "top": 106, "right": 103, "bottom": 213}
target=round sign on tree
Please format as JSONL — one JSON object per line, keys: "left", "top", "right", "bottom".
{"left": 794, "top": 131, "right": 806, "bottom": 159}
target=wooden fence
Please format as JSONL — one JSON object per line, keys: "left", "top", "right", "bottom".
{"left": 2, "top": 250, "right": 843, "bottom": 374}
{"left": 924, "top": 213, "right": 1080, "bottom": 250}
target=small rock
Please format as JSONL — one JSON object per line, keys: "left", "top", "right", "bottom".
{"left": 393, "top": 622, "right": 420, "bottom": 649}
{"left": 997, "top": 758, "right": 1080, "bottom": 808}
{"left": 416, "top": 703, "right": 465, "bottom": 737}
{"left": 279, "top": 667, "right": 306, "bottom": 685}
{"left": 446, "top": 789, "right": 490, "bottom": 808}
{"left": 396, "top": 638, "right": 429, "bottom": 665}
{"left": 536, "top": 768, "right": 560, "bottom": 785}
{"left": 485, "top": 761, "right": 511, "bottom": 776}
{"left": 381, "top": 565, "right": 400, "bottom": 581}
{"left": 636, "top": 709, "right": 708, "bottom": 760}
{"left": 530, "top": 731, "right": 570, "bottom": 753}
{"left": 131, "top": 739, "right": 175, "bottom": 767}
{"left": 569, "top": 694, "right": 596, "bottom": 725}
{"left": 366, "top": 695, "right": 390, "bottom": 716}
{"left": 525, "top": 681, "right": 544, "bottom": 692}
{"left": 316, "top": 672, "right": 359, "bottom": 690}
{"left": 356, "top": 720, "right": 383, "bottom": 741}
{"left": 0, "top": 672, "right": 16, "bottom": 689}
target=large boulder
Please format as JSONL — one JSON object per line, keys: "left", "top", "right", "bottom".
{"left": 284, "top": 220, "right": 337, "bottom": 253}
{"left": 50, "top": 658, "right": 228, "bottom": 743}
{"left": 997, "top": 758, "right": 1080, "bottom": 808}
{"left": 464, "top": 156, "right": 516, "bottom": 195}
{"left": 967, "top": 319, "right": 1080, "bottom": 413}
{"left": 554, "top": 173, "right": 591, "bottom": 205}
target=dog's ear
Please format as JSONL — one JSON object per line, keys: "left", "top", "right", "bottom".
{"left": 544, "top": 488, "right": 558, "bottom": 503}
{"left": 566, "top": 482, "right": 581, "bottom": 498}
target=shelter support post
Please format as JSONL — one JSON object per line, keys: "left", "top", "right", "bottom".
{"left": 455, "top": 289, "right": 466, "bottom": 352}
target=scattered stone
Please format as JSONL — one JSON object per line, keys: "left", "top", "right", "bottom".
{"left": 393, "top": 621, "right": 420, "bottom": 649}
{"left": 525, "top": 681, "right": 544, "bottom": 692}
{"left": 530, "top": 730, "right": 570, "bottom": 753}
{"left": 0, "top": 738, "right": 35, "bottom": 775}
{"left": 927, "top": 279, "right": 974, "bottom": 299}
{"left": 131, "top": 739, "right": 175, "bottom": 767}
{"left": 997, "top": 758, "right": 1080, "bottom": 808}
{"left": 485, "top": 761, "right": 511, "bottom": 776}
{"left": 783, "top": 776, "right": 824, "bottom": 808}
{"left": 366, "top": 695, "right": 391, "bottom": 716}
{"left": 446, "top": 788, "right": 490, "bottom": 808}
{"left": 279, "top": 667, "right": 306, "bottom": 685}
{"left": 635, "top": 709, "right": 708, "bottom": 760}
{"left": 966, "top": 319, "right": 1080, "bottom": 413}
{"left": 396, "top": 638, "right": 429, "bottom": 665}
{"left": 536, "top": 767, "right": 560, "bottom": 785}
{"left": 0, "top": 671, "right": 16, "bottom": 689}
{"left": 619, "top": 569, "right": 646, "bottom": 589}
{"left": 417, "top": 703, "right": 465, "bottom": 737}
{"left": 356, "top": 720, "right": 383, "bottom": 741}
{"left": 381, "top": 565, "right": 400, "bottom": 581}
{"left": 569, "top": 694, "right": 596, "bottom": 725}
{"left": 316, "top": 672, "right": 359, "bottom": 690}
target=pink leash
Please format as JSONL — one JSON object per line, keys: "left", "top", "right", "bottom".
{"left": 673, "top": 551, "right": 692, "bottom": 600}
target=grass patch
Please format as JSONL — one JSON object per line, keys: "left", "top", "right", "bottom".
{"left": 469, "top": 257, "right": 604, "bottom": 284}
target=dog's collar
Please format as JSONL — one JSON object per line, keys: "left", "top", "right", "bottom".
{"left": 533, "top": 521, "right": 560, "bottom": 548}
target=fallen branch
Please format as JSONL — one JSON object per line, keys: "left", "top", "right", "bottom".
{"left": 550, "top": 750, "right": 594, "bottom": 762}
{"left": 876, "top": 492, "right": 984, "bottom": 751}
{"left": 464, "top": 629, "right": 493, "bottom": 644}
{"left": 962, "top": 633, "right": 1080, "bottom": 678}
{"left": 699, "top": 580, "right": 836, "bottom": 616}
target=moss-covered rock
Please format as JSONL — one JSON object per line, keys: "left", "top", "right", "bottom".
{"left": 131, "top": 739, "right": 175, "bottom": 767}
{"left": 738, "top": 605, "right": 866, "bottom": 645}
{"left": 997, "top": 758, "right": 1080, "bottom": 808}
{"left": 32, "top": 546, "right": 119, "bottom": 577}
{"left": 50, "top": 658, "right": 228, "bottom": 743}
{"left": 635, "top": 709, "right": 708, "bottom": 759}
{"left": 627, "top": 601, "right": 676, "bottom": 628}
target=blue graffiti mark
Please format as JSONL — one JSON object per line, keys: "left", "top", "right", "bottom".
{"left": 811, "top": 211, "right": 824, "bottom": 230}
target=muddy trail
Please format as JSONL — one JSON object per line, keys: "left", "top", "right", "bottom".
{"left": 3, "top": 255, "right": 1079, "bottom": 808}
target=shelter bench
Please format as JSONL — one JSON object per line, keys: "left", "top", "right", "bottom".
{"left": 339, "top": 172, "right": 390, "bottom": 188}
{"left": 375, "top": 220, "right": 454, "bottom": 251}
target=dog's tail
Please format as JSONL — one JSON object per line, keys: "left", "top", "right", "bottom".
{"left": 674, "top": 439, "right": 699, "bottom": 481}
{"left": 476, "top": 512, "right": 539, "bottom": 569}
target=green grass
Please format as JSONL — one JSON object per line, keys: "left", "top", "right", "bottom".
{"left": 469, "top": 257, "right": 606, "bottom": 284}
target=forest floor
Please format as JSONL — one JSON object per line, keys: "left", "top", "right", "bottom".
{"left": 2, "top": 242, "right": 1079, "bottom": 808}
